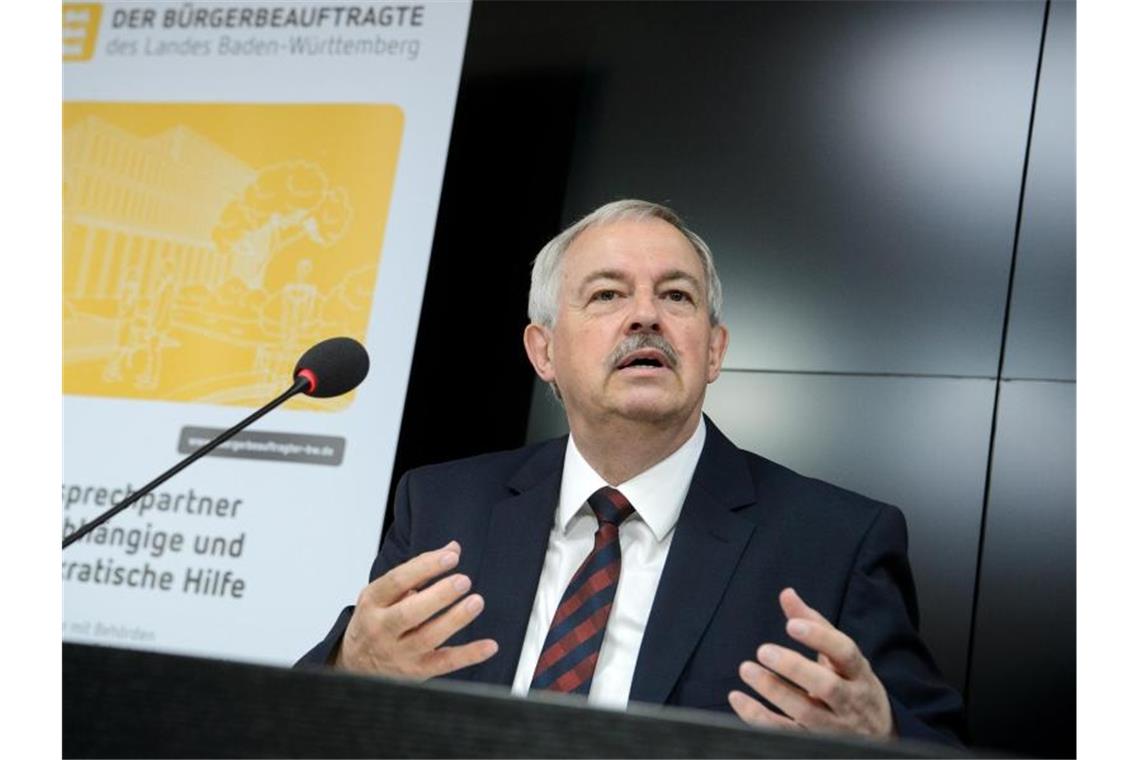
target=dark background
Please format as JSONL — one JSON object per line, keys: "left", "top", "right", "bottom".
{"left": 389, "top": 2, "right": 1075, "bottom": 756}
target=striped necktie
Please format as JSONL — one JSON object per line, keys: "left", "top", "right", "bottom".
{"left": 530, "top": 486, "right": 635, "bottom": 695}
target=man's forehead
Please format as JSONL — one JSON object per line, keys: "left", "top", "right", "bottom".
{"left": 561, "top": 218, "right": 704, "bottom": 279}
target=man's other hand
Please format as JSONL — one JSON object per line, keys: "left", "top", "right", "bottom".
{"left": 335, "top": 540, "right": 499, "bottom": 679}
{"left": 728, "top": 587, "right": 895, "bottom": 738}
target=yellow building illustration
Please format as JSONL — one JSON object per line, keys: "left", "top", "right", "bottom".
{"left": 63, "top": 103, "right": 403, "bottom": 409}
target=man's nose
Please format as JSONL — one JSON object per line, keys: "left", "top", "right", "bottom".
{"left": 626, "top": 291, "right": 662, "bottom": 333}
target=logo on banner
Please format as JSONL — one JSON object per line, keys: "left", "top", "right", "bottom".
{"left": 62, "top": 103, "right": 404, "bottom": 410}
{"left": 63, "top": 3, "right": 103, "bottom": 61}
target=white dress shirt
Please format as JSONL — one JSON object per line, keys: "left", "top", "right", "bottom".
{"left": 510, "top": 418, "right": 707, "bottom": 708}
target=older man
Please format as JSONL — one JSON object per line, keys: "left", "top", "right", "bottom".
{"left": 300, "top": 200, "right": 965, "bottom": 745}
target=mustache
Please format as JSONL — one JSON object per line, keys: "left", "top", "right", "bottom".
{"left": 607, "top": 333, "right": 679, "bottom": 370}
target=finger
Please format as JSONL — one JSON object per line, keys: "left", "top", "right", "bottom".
{"left": 388, "top": 573, "right": 474, "bottom": 636}
{"left": 779, "top": 587, "right": 829, "bottom": 626}
{"left": 362, "top": 541, "right": 460, "bottom": 608}
{"left": 756, "top": 644, "right": 848, "bottom": 710}
{"left": 407, "top": 592, "right": 488, "bottom": 652}
{"left": 418, "top": 638, "right": 499, "bottom": 678}
{"left": 779, "top": 589, "right": 844, "bottom": 673}
{"left": 785, "top": 618, "right": 867, "bottom": 678}
{"left": 728, "top": 689, "right": 799, "bottom": 729}
{"left": 740, "top": 659, "right": 835, "bottom": 728}
{"left": 383, "top": 574, "right": 471, "bottom": 638}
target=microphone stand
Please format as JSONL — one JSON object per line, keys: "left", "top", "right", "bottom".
{"left": 62, "top": 376, "right": 311, "bottom": 549}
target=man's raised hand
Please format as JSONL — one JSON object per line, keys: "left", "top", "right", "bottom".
{"left": 334, "top": 541, "right": 499, "bottom": 679}
{"left": 728, "top": 587, "right": 895, "bottom": 738}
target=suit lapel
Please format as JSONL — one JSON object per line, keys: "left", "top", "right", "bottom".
{"left": 463, "top": 438, "right": 566, "bottom": 687}
{"left": 629, "top": 418, "right": 757, "bottom": 704}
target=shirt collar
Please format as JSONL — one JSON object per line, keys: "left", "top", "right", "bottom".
{"left": 557, "top": 417, "right": 707, "bottom": 543}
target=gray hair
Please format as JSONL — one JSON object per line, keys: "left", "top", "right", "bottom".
{"left": 527, "top": 199, "right": 724, "bottom": 328}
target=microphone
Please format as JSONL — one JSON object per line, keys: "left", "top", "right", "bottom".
{"left": 62, "top": 337, "right": 370, "bottom": 549}
{"left": 294, "top": 336, "right": 370, "bottom": 398}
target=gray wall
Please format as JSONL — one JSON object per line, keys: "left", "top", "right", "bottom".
{"left": 519, "top": 1, "right": 1074, "bottom": 755}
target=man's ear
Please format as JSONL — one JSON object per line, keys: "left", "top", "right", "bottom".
{"left": 523, "top": 323, "right": 556, "bottom": 383}
{"left": 706, "top": 323, "right": 729, "bottom": 383}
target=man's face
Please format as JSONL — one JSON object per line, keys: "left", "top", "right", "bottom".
{"left": 525, "top": 218, "right": 729, "bottom": 431}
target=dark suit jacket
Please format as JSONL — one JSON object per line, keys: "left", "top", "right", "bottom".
{"left": 299, "top": 417, "right": 966, "bottom": 746}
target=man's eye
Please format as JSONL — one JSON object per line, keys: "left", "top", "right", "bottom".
{"left": 592, "top": 290, "right": 619, "bottom": 302}
{"left": 664, "top": 290, "right": 693, "bottom": 303}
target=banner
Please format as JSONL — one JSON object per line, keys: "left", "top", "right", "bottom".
{"left": 62, "top": 1, "right": 471, "bottom": 664}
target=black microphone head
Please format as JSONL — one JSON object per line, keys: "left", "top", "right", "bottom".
{"left": 293, "top": 337, "right": 370, "bottom": 398}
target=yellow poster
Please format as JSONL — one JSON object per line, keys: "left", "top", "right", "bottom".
{"left": 62, "top": 102, "right": 403, "bottom": 409}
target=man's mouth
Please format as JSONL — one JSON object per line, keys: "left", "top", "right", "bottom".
{"left": 615, "top": 349, "right": 671, "bottom": 370}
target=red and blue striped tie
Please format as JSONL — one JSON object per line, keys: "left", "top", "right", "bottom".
{"left": 530, "top": 486, "right": 635, "bottom": 695}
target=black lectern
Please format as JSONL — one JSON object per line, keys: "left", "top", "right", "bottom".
{"left": 63, "top": 643, "right": 965, "bottom": 758}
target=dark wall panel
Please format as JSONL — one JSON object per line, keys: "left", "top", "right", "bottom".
{"left": 552, "top": 0, "right": 1045, "bottom": 376}
{"left": 1002, "top": 0, "right": 1076, "bottom": 381}
{"left": 965, "top": 381, "right": 1075, "bottom": 757}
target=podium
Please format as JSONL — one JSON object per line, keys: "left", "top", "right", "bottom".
{"left": 64, "top": 643, "right": 966, "bottom": 758}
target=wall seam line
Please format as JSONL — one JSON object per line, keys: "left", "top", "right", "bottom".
{"left": 962, "top": 0, "right": 1052, "bottom": 712}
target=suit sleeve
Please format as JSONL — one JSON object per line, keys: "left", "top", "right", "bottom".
{"left": 837, "top": 504, "right": 968, "bottom": 746}
{"left": 294, "top": 471, "right": 416, "bottom": 667}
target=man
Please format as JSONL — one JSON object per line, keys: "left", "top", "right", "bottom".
{"left": 300, "top": 200, "right": 965, "bottom": 745}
